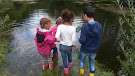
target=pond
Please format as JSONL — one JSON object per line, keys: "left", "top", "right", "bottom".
{"left": 0, "top": 0, "right": 123, "bottom": 76}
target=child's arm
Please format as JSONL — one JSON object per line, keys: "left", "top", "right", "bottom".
{"left": 47, "top": 37, "right": 56, "bottom": 44}
{"left": 56, "top": 39, "right": 60, "bottom": 42}
{"left": 50, "top": 27, "right": 55, "bottom": 36}
{"left": 73, "top": 45, "right": 76, "bottom": 51}
{"left": 55, "top": 25, "right": 60, "bottom": 40}
{"left": 72, "top": 28, "right": 76, "bottom": 46}
{"left": 72, "top": 28, "right": 76, "bottom": 51}
{"left": 50, "top": 26, "right": 54, "bottom": 32}
{"left": 79, "top": 26, "right": 87, "bottom": 45}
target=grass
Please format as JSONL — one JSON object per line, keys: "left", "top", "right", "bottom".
{"left": 40, "top": 62, "right": 114, "bottom": 76}
{"left": 0, "top": 15, "right": 13, "bottom": 75}
{"left": 40, "top": 53, "right": 114, "bottom": 76}
{"left": 0, "top": 15, "right": 13, "bottom": 66}
{"left": 0, "top": 43, "right": 6, "bottom": 65}
{"left": 95, "top": 61, "right": 114, "bottom": 76}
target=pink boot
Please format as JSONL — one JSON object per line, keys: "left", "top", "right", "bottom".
{"left": 64, "top": 68, "right": 69, "bottom": 74}
{"left": 53, "top": 52, "right": 58, "bottom": 58}
{"left": 68, "top": 62, "right": 72, "bottom": 68}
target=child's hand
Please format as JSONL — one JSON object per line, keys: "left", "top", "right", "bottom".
{"left": 56, "top": 39, "right": 60, "bottom": 42}
{"left": 73, "top": 45, "right": 76, "bottom": 51}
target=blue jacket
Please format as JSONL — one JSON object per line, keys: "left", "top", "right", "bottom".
{"left": 79, "top": 21, "right": 102, "bottom": 53}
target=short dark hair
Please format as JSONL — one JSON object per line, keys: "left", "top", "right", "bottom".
{"left": 40, "top": 18, "right": 51, "bottom": 29}
{"left": 61, "top": 9, "right": 74, "bottom": 22}
{"left": 83, "top": 6, "right": 95, "bottom": 18}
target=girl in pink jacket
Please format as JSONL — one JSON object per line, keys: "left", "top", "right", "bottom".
{"left": 50, "top": 17, "right": 63, "bottom": 58}
{"left": 34, "top": 18, "right": 56, "bottom": 70}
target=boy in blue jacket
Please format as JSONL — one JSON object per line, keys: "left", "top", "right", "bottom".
{"left": 79, "top": 6, "right": 102, "bottom": 76}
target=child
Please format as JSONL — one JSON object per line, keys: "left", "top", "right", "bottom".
{"left": 34, "top": 18, "right": 56, "bottom": 70}
{"left": 55, "top": 9, "right": 76, "bottom": 74}
{"left": 79, "top": 6, "right": 102, "bottom": 76}
{"left": 50, "top": 17, "right": 63, "bottom": 58}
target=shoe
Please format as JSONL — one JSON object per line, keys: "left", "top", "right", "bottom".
{"left": 68, "top": 62, "right": 72, "bottom": 68}
{"left": 80, "top": 69, "right": 84, "bottom": 74}
{"left": 89, "top": 73, "right": 94, "bottom": 76}
{"left": 49, "top": 64, "right": 53, "bottom": 69}
{"left": 64, "top": 68, "right": 69, "bottom": 74}
{"left": 53, "top": 52, "right": 58, "bottom": 58}
{"left": 42, "top": 64, "right": 46, "bottom": 70}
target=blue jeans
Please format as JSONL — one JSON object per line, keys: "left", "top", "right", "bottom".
{"left": 59, "top": 44, "right": 72, "bottom": 68}
{"left": 80, "top": 52, "right": 96, "bottom": 73}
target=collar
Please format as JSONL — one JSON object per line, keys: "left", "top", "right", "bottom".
{"left": 88, "top": 21, "right": 95, "bottom": 24}
{"left": 39, "top": 28, "right": 49, "bottom": 32}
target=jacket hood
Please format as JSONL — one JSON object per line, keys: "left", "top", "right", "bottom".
{"left": 34, "top": 28, "right": 54, "bottom": 45}
{"left": 86, "top": 22, "right": 98, "bottom": 37}
{"left": 37, "top": 28, "right": 51, "bottom": 35}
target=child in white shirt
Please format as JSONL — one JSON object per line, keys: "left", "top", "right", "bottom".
{"left": 55, "top": 9, "right": 76, "bottom": 74}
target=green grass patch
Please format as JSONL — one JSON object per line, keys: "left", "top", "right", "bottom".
{"left": 40, "top": 53, "right": 114, "bottom": 76}
{"left": 0, "top": 15, "right": 13, "bottom": 66}
{"left": 95, "top": 61, "right": 114, "bottom": 76}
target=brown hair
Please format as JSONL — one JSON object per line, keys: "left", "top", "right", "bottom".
{"left": 61, "top": 9, "right": 74, "bottom": 22}
{"left": 56, "top": 17, "right": 63, "bottom": 25}
{"left": 40, "top": 18, "right": 51, "bottom": 29}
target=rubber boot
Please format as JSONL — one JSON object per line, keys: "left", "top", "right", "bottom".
{"left": 64, "top": 68, "right": 69, "bottom": 74}
{"left": 53, "top": 52, "right": 58, "bottom": 58}
{"left": 42, "top": 64, "right": 46, "bottom": 70}
{"left": 80, "top": 69, "right": 84, "bottom": 74}
{"left": 49, "top": 64, "right": 53, "bottom": 69}
{"left": 89, "top": 73, "right": 94, "bottom": 76}
{"left": 68, "top": 62, "right": 72, "bottom": 68}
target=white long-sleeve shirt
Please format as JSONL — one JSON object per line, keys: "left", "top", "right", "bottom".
{"left": 55, "top": 24, "right": 76, "bottom": 46}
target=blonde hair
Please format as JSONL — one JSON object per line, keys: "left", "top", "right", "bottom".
{"left": 56, "top": 17, "right": 63, "bottom": 25}
{"left": 40, "top": 18, "right": 51, "bottom": 29}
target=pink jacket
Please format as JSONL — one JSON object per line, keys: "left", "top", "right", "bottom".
{"left": 50, "top": 25, "right": 58, "bottom": 36}
{"left": 34, "top": 28, "right": 56, "bottom": 56}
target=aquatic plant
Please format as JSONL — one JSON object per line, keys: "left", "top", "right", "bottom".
{"left": 117, "top": 0, "right": 135, "bottom": 75}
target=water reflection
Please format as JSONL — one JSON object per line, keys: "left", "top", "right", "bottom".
{"left": 5, "top": 9, "right": 55, "bottom": 76}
